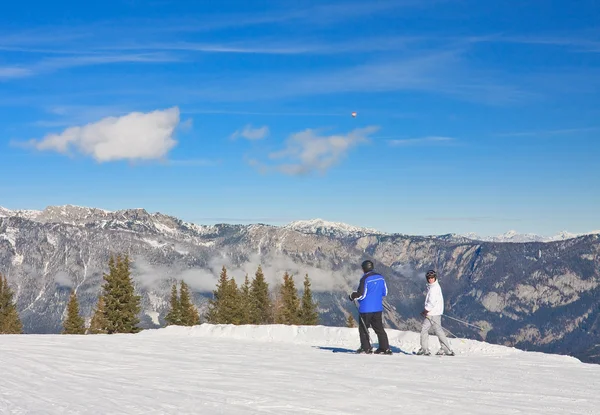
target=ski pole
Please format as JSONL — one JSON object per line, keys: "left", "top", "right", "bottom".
{"left": 444, "top": 314, "right": 485, "bottom": 331}
{"left": 353, "top": 300, "right": 372, "bottom": 345}
{"left": 421, "top": 313, "right": 464, "bottom": 344}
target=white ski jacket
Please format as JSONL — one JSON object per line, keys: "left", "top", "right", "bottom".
{"left": 424, "top": 280, "right": 444, "bottom": 316}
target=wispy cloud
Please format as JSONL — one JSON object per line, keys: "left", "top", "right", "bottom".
{"left": 90, "top": 25, "right": 425, "bottom": 56}
{"left": 37, "top": 53, "right": 177, "bottom": 69}
{"left": 425, "top": 216, "right": 520, "bottom": 223}
{"left": 472, "top": 34, "right": 600, "bottom": 53}
{"left": 495, "top": 127, "right": 600, "bottom": 137}
{"left": 298, "top": 0, "right": 420, "bottom": 22}
{"left": 18, "top": 107, "right": 180, "bottom": 162}
{"left": 0, "top": 66, "right": 32, "bottom": 79}
{"left": 0, "top": 1, "right": 422, "bottom": 54}
{"left": 0, "top": 52, "right": 177, "bottom": 80}
{"left": 140, "top": 0, "right": 421, "bottom": 32}
{"left": 251, "top": 126, "right": 379, "bottom": 175}
{"left": 1, "top": 32, "right": 424, "bottom": 57}
{"left": 104, "top": 41, "right": 318, "bottom": 55}
{"left": 388, "top": 136, "right": 455, "bottom": 146}
{"left": 185, "top": 109, "right": 349, "bottom": 117}
{"left": 231, "top": 124, "right": 270, "bottom": 140}
{"left": 184, "top": 50, "right": 529, "bottom": 105}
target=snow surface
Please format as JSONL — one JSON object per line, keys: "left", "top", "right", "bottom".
{"left": 2, "top": 324, "right": 599, "bottom": 414}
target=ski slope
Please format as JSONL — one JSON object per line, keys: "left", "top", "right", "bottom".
{"left": 1, "top": 324, "right": 599, "bottom": 414}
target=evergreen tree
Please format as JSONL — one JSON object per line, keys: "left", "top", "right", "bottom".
{"left": 239, "top": 273, "right": 253, "bottom": 324}
{"left": 249, "top": 265, "right": 272, "bottom": 324}
{"left": 179, "top": 281, "right": 200, "bottom": 326}
{"left": 274, "top": 272, "right": 301, "bottom": 325}
{"left": 299, "top": 274, "right": 319, "bottom": 325}
{"left": 62, "top": 290, "right": 85, "bottom": 334}
{"left": 272, "top": 282, "right": 283, "bottom": 324}
{"left": 0, "top": 274, "right": 23, "bottom": 334}
{"left": 206, "top": 266, "right": 227, "bottom": 324}
{"left": 206, "top": 266, "right": 240, "bottom": 324}
{"left": 101, "top": 254, "right": 141, "bottom": 334}
{"left": 227, "top": 276, "right": 243, "bottom": 325}
{"left": 164, "top": 283, "right": 182, "bottom": 326}
{"left": 88, "top": 296, "right": 108, "bottom": 334}
{"left": 346, "top": 314, "right": 356, "bottom": 328}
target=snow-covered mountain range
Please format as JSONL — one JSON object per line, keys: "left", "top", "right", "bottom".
{"left": 1, "top": 204, "right": 599, "bottom": 365}
{"left": 2, "top": 204, "right": 596, "bottom": 242}
{"left": 461, "top": 229, "right": 600, "bottom": 243}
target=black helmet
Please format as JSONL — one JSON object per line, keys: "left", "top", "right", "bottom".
{"left": 361, "top": 260, "right": 374, "bottom": 273}
{"left": 425, "top": 270, "right": 437, "bottom": 280}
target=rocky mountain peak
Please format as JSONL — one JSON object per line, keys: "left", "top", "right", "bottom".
{"left": 284, "top": 218, "right": 385, "bottom": 238}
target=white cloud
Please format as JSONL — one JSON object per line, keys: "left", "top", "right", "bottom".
{"left": 388, "top": 136, "right": 454, "bottom": 146}
{"left": 257, "top": 126, "right": 378, "bottom": 175}
{"left": 189, "top": 252, "right": 355, "bottom": 293}
{"left": 53, "top": 271, "right": 73, "bottom": 288}
{"left": 27, "top": 107, "right": 180, "bottom": 162}
{"left": 130, "top": 250, "right": 354, "bottom": 294}
{"left": 231, "top": 124, "right": 270, "bottom": 140}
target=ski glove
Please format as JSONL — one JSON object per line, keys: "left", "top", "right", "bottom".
{"left": 349, "top": 292, "right": 357, "bottom": 301}
{"left": 421, "top": 309, "right": 428, "bottom": 317}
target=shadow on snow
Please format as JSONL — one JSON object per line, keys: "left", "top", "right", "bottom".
{"left": 315, "top": 345, "right": 411, "bottom": 355}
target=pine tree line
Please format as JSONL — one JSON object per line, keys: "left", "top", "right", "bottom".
{"left": 6, "top": 255, "right": 321, "bottom": 335}
{"left": 202, "top": 265, "right": 319, "bottom": 326}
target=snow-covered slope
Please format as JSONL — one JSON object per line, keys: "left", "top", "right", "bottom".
{"left": 1, "top": 324, "right": 597, "bottom": 414}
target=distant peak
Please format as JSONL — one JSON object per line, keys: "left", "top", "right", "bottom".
{"left": 42, "top": 204, "right": 113, "bottom": 214}
{"left": 462, "top": 229, "right": 600, "bottom": 243}
{"left": 284, "top": 218, "right": 384, "bottom": 237}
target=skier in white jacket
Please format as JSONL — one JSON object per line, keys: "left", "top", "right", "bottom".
{"left": 416, "top": 270, "right": 455, "bottom": 356}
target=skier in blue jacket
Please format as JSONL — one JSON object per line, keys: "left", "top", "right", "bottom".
{"left": 349, "top": 260, "right": 392, "bottom": 354}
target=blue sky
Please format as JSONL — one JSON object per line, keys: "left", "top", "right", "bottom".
{"left": 1, "top": 0, "right": 599, "bottom": 236}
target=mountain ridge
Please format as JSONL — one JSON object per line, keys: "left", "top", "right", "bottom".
{"left": 1, "top": 203, "right": 599, "bottom": 364}
{"left": 1, "top": 204, "right": 596, "bottom": 242}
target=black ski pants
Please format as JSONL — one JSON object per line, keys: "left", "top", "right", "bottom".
{"left": 358, "top": 311, "right": 389, "bottom": 350}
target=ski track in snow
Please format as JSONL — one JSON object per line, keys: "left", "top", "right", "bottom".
{"left": 1, "top": 325, "right": 599, "bottom": 414}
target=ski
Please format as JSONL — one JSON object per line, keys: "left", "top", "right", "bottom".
{"left": 411, "top": 352, "right": 455, "bottom": 356}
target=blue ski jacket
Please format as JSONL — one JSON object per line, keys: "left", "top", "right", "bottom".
{"left": 351, "top": 271, "right": 388, "bottom": 313}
